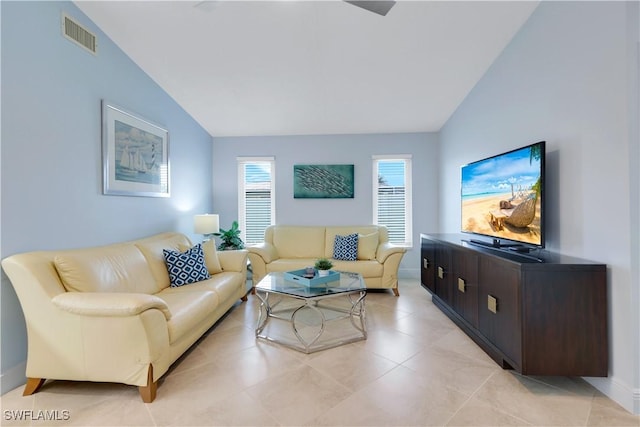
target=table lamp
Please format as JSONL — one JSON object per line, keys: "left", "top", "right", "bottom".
{"left": 194, "top": 214, "right": 219, "bottom": 241}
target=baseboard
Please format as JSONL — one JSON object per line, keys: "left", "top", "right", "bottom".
{"left": 1, "top": 361, "right": 26, "bottom": 395}
{"left": 585, "top": 376, "right": 640, "bottom": 415}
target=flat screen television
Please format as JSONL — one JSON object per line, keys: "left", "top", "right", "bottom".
{"left": 461, "top": 141, "right": 545, "bottom": 252}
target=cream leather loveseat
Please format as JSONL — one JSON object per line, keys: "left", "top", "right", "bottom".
{"left": 247, "top": 225, "right": 406, "bottom": 295}
{"left": 1, "top": 232, "right": 248, "bottom": 403}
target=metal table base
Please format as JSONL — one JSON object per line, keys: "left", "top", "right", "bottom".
{"left": 255, "top": 289, "right": 367, "bottom": 353}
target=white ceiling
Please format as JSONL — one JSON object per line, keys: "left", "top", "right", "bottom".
{"left": 75, "top": 1, "right": 539, "bottom": 137}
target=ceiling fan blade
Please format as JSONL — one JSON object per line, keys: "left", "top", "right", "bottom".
{"left": 344, "top": 1, "right": 396, "bottom": 17}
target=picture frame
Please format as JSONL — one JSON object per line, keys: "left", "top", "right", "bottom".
{"left": 102, "top": 100, "right": 169, "bottom": 197}
{"left": 293, "top": 164, "right": 354, "bottom": 198}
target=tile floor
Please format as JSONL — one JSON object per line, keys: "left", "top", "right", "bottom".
{"left": 1, "top": 279, "right": 638, "bottom": 426}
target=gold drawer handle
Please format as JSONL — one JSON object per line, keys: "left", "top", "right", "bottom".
{"left": 423, "top": 258, "right": 429, "bottom": 269}
{"left": 487, "top": 295, "right": 498, "bottom": 314}
{"left": 458, "top": 278, "right": 466, "bottom": 293}
{"left": 437, "top": 266, "right": 444, "bottom": 279}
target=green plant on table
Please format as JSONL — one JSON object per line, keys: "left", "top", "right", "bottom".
{"left": 214, "top": 220, "right": 245, "bottom": 250}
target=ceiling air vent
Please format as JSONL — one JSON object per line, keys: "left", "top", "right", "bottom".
{"left": 62, "top": 13, "right": 97, "bottom": 55}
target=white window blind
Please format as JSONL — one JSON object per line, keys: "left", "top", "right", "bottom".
{"left": 238, "top": 157, "right": 275, "bottom": 244}
{"left": 373, "top": 155, "right": 412, "bottom": 246}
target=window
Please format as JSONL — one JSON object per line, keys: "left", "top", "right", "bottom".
{"left": 238, "top": 157, "right": 275, "bottom": 244}
{"left": 373, "top": 155, "right": 412, "bottom": 246}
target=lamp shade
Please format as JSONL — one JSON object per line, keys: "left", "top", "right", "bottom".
{"left": 194, "top": 214, "right": 220, "bottom": 235}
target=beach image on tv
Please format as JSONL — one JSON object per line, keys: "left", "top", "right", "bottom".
{"left": 461, "top": 144, "right": 542, "bottom": 245}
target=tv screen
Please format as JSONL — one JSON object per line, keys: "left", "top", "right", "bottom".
{"left": 461, "top": 141, "right": 545, "bottom": 249}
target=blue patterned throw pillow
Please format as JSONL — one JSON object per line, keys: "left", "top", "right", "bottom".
{"left": 333, "top": 233, "right": 359, "bottom": 261}
{"left": 163, "top": 243, "right": 210, "bottom": 287}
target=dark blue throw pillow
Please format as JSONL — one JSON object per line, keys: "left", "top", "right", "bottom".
{"left": 333, "top": 233, "right": 359, "bottom": 261}
{"left": 163, "top": 243, "right": 210, "bottom": 287}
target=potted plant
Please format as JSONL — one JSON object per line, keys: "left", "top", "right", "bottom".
{"left": 314, "top": 257, "right": 333, "bottom": 276}
{"left": 214, "top": 220, "right": 245, "bottom": 251}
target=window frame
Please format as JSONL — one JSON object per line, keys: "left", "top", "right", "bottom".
{"left": 372, "top": 154, "right": 413, "bottom": 247}
{"left": 237, "top": 156, "right": 276, "bottom": 245}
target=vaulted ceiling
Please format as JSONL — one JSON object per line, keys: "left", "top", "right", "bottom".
{"left": 75, "top": 1, "right": 539, "bottom": 137}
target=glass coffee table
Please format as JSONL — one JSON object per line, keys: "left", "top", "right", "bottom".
{"left": 254, "top": 271, "right": 367, "bottom": 353}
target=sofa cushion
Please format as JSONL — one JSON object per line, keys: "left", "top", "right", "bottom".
{"left": 154, "top": 290, "right": 219, "bottom": 344}
{"left": 161, "top": 272, "right": 242, "bottom": 303}
{"left": 203, "top": 239, "right": 223, "bottom": 273}
{"left": 324, "top": 226, "right": 381, "bottom": 258}
{"left": 357, "top": 232, "right": 379, "bottom": 260}
{"left": 333, "top": 234, "right": 359, "bottom": 261}
{"left": 271, "top": 226, "right": 325, "bottom": 259}
{"left": 265, "top": 259, "right": 383, "bottom": 279}
{"left": 266, "top": 258, "right": 319, "bottom": 273}
{"left": 163, "top": 244, "right": 210, "bottom": 287}
{"left": 54, "top": 244, "right": 158, "bottom": 294}
{"left": 136, "top": 234, "right": 192, "bottom": 290}
{"left": 331, "top": 259, "right": 384, "bottom": 278}
{"left": 179, "top": 239, "right": 222, "bottom": 274}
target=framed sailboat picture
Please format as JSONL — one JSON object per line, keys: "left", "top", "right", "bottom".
{"left": 102, "top": 101, "right": 169, "bottom": 197}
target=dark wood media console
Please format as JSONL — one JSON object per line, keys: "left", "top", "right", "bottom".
{"left": 421, "top": 233, "right": 608, "bottom": 377}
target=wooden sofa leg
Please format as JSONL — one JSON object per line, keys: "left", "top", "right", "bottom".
{"left": 23, "top": 378, "right": 46, "bottom": 396}
{"left": 393, "top": 288, "right": 400, "bottom": 297}
{"left": 139, "top": 365, "right": 157, "bottom": 403}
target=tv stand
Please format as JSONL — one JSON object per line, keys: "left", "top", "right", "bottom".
{"left": 420, "top": 233, "right": 608, "bottom": 377}
{"left": 470, "top": 238, "right": 527, "bottom": 249}
{"left": 469, "top": 238, "right": 501, "bottom": 248}
{"left": 468, "top": 239, "right": 542, "bottom": 261}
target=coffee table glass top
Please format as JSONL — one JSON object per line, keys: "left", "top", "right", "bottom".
{"left": 255, "top": 271, "right": 365, "bottom": 298}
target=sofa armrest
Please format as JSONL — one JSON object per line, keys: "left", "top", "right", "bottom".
{"left": 246, "top": 243, "right": 278, "bottom": 285}
{"left": 52, "top": 292, "right": 171, "bottom": 320}
{"left": 246, "top": 243, "right": 278, "bottom": 264}
{"left": 376, "top": 242, "right": 407, "bottom": 263}
{"left": 217, "top": 249, "right": 249, "bottom": 272}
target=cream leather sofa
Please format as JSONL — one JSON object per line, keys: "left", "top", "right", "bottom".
{"left": 1, "top": 232, "right": 248, "bottom": 403}
{"left": 247, "top": 225, "right": 406, "bottom": 295}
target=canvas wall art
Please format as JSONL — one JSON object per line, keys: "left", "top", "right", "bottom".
{"left": 293, "top": 164, "right": 354, "bottom": 198}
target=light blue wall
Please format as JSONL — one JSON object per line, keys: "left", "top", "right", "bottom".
{"left": 212, "top": 132, "right": 439, "bottom": 277}
{"left": 0, "top": 1, "right": 213, "bottom": 393}
{"left": 440, "top": 1, "right": 639, "bottom": 414}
